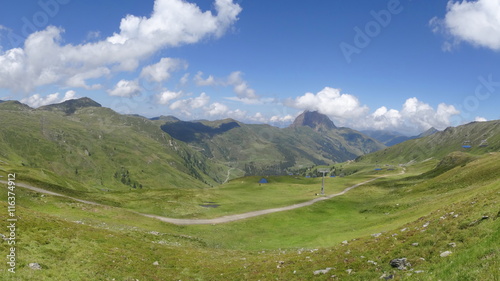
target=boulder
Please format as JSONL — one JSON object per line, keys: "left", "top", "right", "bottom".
{"left": 440, "top": 251, "right": 452, "bottom": 257}
{"left": 390, "top": 258, "right": 410, "bottom": 270}
{"left": 313, "top": 267, "right": 333, "bottom": 275}
{"left": 29, "top": 263, "right": 42, "bottom": 270}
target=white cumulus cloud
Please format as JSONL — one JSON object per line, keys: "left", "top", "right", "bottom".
{"left": 270, "top": 114, "right": 295, "bottom": 124}
{"left": 227, "top": 71, "right": 259, "bottom": 100}
{"left": 155, "top": 89, "right": 183, "bottom": 105}
{"left": 141, "top": 58, "right": 187, "bottom": 83}
{"left": 286, "top": 88, "right": 460, "bottom": 135}
{"left": 194, "top": 71, "right": 217, "bottom": 86}
{"left": 194, "top": 71, "right": 260, "bottom": 102}
{"left": 0, "top": 0, "right": 241, "bottom": 93}
{"left": 360, "top": 97, "right": 460, "bottom": 134}
{"left": 169, "top": 92, "right": 210, "bottom": 115}
{"left": 430, "top": 0, "right": 500, "bottom": 51}
{"left": 206, "top": 102, "right": 230, "bottom": 116}
{"left": 21, "top": 90, "right": 77, "bottom": 108}
{"left": 107, "top": 80, "right": 141, "bottom": 97}
{"left": 286, "top": 87, "right": 369, "bottom": 120}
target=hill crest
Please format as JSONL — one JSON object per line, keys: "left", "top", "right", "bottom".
{"left": 38, "top": 97, "right": 101, "bottom": 114}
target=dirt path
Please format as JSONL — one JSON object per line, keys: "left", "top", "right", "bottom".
{"left": 0, "top": 180, "right": 103, "bottom": 206}
{"left": 3, "top": 174, "right": 390, "bottom": 225}
{"left": 143, "top": 176, "right": 386, "bottom": 225}
{"left": 222, "top": 168, "right": 235, "bottom": 184}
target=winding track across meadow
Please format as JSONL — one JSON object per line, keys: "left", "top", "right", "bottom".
{"left": 2, "top": 173, "right": 395, "bottom": 225}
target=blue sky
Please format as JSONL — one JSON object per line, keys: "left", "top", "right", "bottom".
{"left": 0, "top": 0, "right": 499, "bottom": 135}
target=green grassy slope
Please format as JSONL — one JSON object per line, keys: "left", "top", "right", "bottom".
{"left": 1, "top": 152, "right": 499, "bottom": 280}
{"left": 0, "top": 100, "right": 230, "bottom": 194}
{"left": 358, "top": 120, "right": 500, "bottom": 165}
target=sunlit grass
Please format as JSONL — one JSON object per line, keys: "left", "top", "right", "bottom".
{"left": 0, "top": 153, "right": 499, "bottom": 280}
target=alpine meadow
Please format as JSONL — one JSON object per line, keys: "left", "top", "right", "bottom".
{"left": 1, "top": 0, "right": 500, "bottom": 280}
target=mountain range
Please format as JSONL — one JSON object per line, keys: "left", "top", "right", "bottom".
{"left": 160, "top": 110, "right": 385, "bottom": 175}
{"left": 1, "top": 97, "right": 497, "bottom": 191}
{"left": 361, "top": 127, "right": 439, "bottom": 146}
{"left": 2, "top": 98, "right": 499, "bottom": 280}
{"left": 358, "top": 120, "right": 500, "bottom": 165}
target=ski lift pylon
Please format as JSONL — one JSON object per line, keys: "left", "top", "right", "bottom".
{"left": 462, "top": 140, "right": 472, "bottom": 149}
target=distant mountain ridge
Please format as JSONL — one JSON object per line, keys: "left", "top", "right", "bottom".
{"left": 161, "top": 110, "right": 385, "bottom": 175}
{"left": 362, "top": 127, "right": 439, "bottom": 146}
{"left": 160, "top": 119, "right": 241, "bottom": 143}
{"left": 1, "top": 97, "right": 499, "bottom": 191}
{"left": 358, "top": 121, "right": 500, "bottom": 164}
{"left": 418, "top": 127, "right": 439, "bottom": 138}
{"left": 38, "top": 97, "right": 102, "bottom": 115}
{"left": 150, "top": 115, "right": 181, "bottom": 122}
{"left": 0, "top": 100, "right": 33, "bottom": 111}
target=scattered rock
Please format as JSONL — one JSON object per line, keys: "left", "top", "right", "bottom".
{"left": 415, "top": 270, "right": 425, "bottom": 274}
{"left": 411, "top": 243, "right": 419, "bottom": 247}
{"left": 153, "top": 261, "right": 159, "bottom": 266}
{"left": 423, "top": 222, "right": 430, "bottom": 228}
{"left": 277, "top": 261, "right": 285, "bottom": 268}
{"left": 29, "top": 263, "right": 42, "bottom": 270}
{"left": 313, "top": 267, "right": 333, "bottom": 275}
{"left": 342, "top": 240, "right": 349, "bottom": 245}
{"left": 372, "top": 233, "right": 382, "bottom": 238}
{"left": 346, "top": 269, "right": 353, "bottom": 275}
{"left": 149, "top": 231, "right": 160, "bottom": 236}
{"left": 482, "top": 215, "right": 490, "bottom": 220}
{"left": 400, "top": 228, "right": 408, "bottom": 232}
{"left": 368, "top": 260, "right": 378, "bottom": 265}
{"left": 448, "top": 242, "right": 457, "bottom": 248}
{"left": 390, "top": 258, "right": 411, "bottom": 270}
{"left": 440, "top": 251, "right": 452, "bottom": 257}
{"left": 380, "top": 273, "right": 394, "bottom": 279}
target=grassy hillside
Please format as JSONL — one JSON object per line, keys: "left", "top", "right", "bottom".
{"left": 0, "top": 99, "right": 230, "bottom": 194}
{"left": 357, "top": 120, "right": 500, "bottom": 165}
{"left": 1, "top": 152, "right": 499, "bottom": 280}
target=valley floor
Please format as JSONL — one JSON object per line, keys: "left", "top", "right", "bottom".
{"left": 3, "top": 172, "right": 391, "bottom": 226}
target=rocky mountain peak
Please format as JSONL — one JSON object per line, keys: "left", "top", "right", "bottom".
{"left": 290, "top": 110, "right": 336, "bottom": 131}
